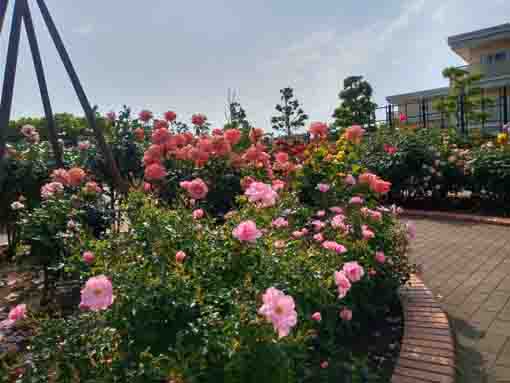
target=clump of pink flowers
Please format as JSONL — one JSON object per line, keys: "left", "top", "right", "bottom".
{"left": 245, "top": 182, "right": 278, "bottom": 208}
{"left": 180, "top": 178, "right": 209, "bottom": 200}
{"left": 0, "top": 304, "right": 27, "bottom": 329}
{"left": 41, "top": 182, "right": 64, "bottom": 199}
{"left": 334, "top": 271, "right": 351, "bottom": 298}
{"left": 80, "top": 275, "right": 115, "bottom": 312}
{"left": 272, "top": 217, "right": 289, "bottom": 228}
{"left": 322, "top": 241, "right": 347, "bottom": 254}
{"left": 344, "top": 125, "right": 365, "bottom": 144}
{"left": 258, "top": 287, "right": 298, "bottom": 338}
{"left": 342, "top": 261, "right": 365, "bottom": 282}
{"left": 316, "top": 183, "right": 330, "bottom": 193}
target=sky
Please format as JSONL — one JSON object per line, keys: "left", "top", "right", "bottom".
{"left": 1, "top": 0, "right": 509, "bottom": 130}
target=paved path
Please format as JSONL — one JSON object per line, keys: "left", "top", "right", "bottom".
{"left": 410, "top": 219, "right": 510, "bottom": 383}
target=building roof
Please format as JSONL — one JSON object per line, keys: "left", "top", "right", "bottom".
{"left": 448, "top": 23, "right": 510, "bottom": 49}
{"left": 386, "top": 87, "right": 449, "bottom": 104}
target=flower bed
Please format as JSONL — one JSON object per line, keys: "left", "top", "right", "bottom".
{"left": 363, "top": 125, "right": 510, "bottom": 216}
{"left": 1, "top": 116, "right": 415, "bottom": 382}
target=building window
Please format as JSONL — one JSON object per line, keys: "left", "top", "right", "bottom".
{"left": 482, "top": 51, "right": 508, "bottom": 64}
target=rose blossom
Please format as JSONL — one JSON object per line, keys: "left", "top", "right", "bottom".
{"left": 375, "top": 251, "right": 386, "bottom": 264}
{"left": 175, "top": 251, "right": 187, "bottom": 263}
{"left": 192, "top": 209, "right": 205, "bottom": 220}
{"left": 292, "top": 230, "right": 304, "bottom": 238}
{"left": 152, "top": 128, "right": 171, "bottom": 145}
{"left": 344, "top": 174, "right": 356, "bottom": 185}
{"left": 342, "top": 261, "right": 365, "bottom": 282}
{"left": 145, "top": 163, "right": 167, "bottom": 181}
{"left": 371, "top": 179, "right": 391, "bottom": 194}
{"left": 0, "top": 304, "right": 27, "bottom": 329}
{"left": 272, "top": 217, "right": 289, "bottom": 228}
{"left": 78, "top": 141, "right": 91, "bottom": 151}
{"left": 344, "top": 125, "right": 365, "bottom": 143}
{"left": 322, "top": 241, "right": 347, "bottom": 254}
{"left": 79, "top": 275, "right": 115, "bottom": 311}
{"left": 331, "top": 214, "right": 346, "bottom": 229}
{"left": 316, "top": 210, "right": 326, "bottom": 217}
{"left": 224, "top": 128, "right": 241, "bottom": 145}
{"left": 309, "top": 122, "right": 328, "bottom": 139}
{"left": 191, "top": 113, "right": 207, "bottom": 126}
{"left": 312, "top": 220, "right": 326, "bottom": 232}
{"left": 143, "top": 182, "right": 152, "bottom": 192}
{"left": 311, "top": 312, "right": 322, "bottom": 322}
{"left": 164, "top": 111, "right": 177, "bottom": 122}
{"left": 313, "top": 233, "right": 324, "bottom": 242}
{"left": 68, "top": 167, "right": 86, "bottom": 187}
{"left": 316, "top": 183, "right": 330, "bottom": 193}
{"left": 139, "top": 110, "right": 153, "bottom": 122}
{"left": 51, "top": 168, "right": 70, "bottom": 185}
{"left": 245, "top": 182, "right": 278, "bottom": 208}
{"left": 349, "top": 196, "right": 364, "bottom": 204}
{"left": 180, "top": 178, "right": 208, "bottom": 200}
{"left": 258, "top": 287, "right": 298, "bottom": 338}
{"left": 275, "top": 152, "right": 289, "bottom": 163}
{"left": 321, "top": 361, "right": 329, "bottom": 369}
{"left": 83, "top": 251, "right": 95, "bottom": 264}
{"left": 84, "top": 181, "right": 102, "bottom": 194}
{"left": 362, "top": 225, "right": 375, "bottom": 240}
{"left": 249, "top": 128, "right": 264, "bottom": 143}
{"left": 272, "top": 179, "right": 286, "bottom": 191}
{"left": 41, "top": 182, "right": 64, "bottom": 199}
{"left": 329, "top": 206, "right": 343, "bottom": 214}
{"left": 334, "top": 271, "right": 351, "bottom": 298}
{"left": 274, "top": 240, "right": 286, "bottom": 249}
{"left": 233, "top": 220, "right": 262, "bottom": 243}
{"left": 339, "top": 308, "right": 353, "bottom": 321}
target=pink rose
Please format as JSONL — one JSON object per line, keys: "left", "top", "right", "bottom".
{"left": 375, "top": 251, "right": 386, "bottom": 264}
{"left": 68, "top": 167, "right": 86, "bottom": 187}
{"left": 83, "top": 251, "right": 95, "bottom": 264}
{"left": 258, "top": 287, "right": 298, "bottom": 338}
{"left": 372, "top": 179, "right": 391, "bottom": 194}
{"left": 309, "top": 122, "right": 328, "bottom": 140}
{"left": 139, "top": 110, "right": 153, "bottom": 122}
{"left": 342, "top": 261, "right": 365, "bottom": 282}
{"left": 191, "top": 113, "right": 207, "bottom": 126}
{"left": 143, "top": 182, "right": 152, "bottom": 192}
{"left": 175, "top": 251, "right": 187, "bottom": 263}
{"left": 164, "top": 111, "right": 177, "bottom": 122}
{"left": 312, "top": 220, "right": 326, "bottom": 232}
{"left": 41, "top": 182, "right": 64, "bottom": 199}
{"left": 272, "top": 217, "right": 289, "bottom": 228}
{"left": 331, "top": 214, "right": 346, "bottom": 229}
{"left": 362, "top": 225, "right": 375, "bottom": 240}
{"left": 180, "top": 178, "right": 209, "bottom": 200}
{"left": 274, "top": 240, "right": 286, "bottom": 249}
{"left": 313, "top": 233, "right": 324, "bottom": 242}
{"left": 334, "top": 271, "right": 351, "bottom": 298}
{"left": 344, "top": 125, "right": 365, "bottom": 143}
{"left": 316, "top": 210, "right": 326, "bottom": 217}
{"left": 311, "top": 312, "right": 322, "bottom": 322}
{"left": 145, "top": 163, "right": 167, "bottom": 181}
{"left": 84, "top": 181, "right": 102, "bottom": 195}
{"left": 233, "top": 220, "right": 262, "bottom": 243}
{"left": 275, "top": 152, "right": 289, "bottom": 163}
{"left": 329, "top": 206, "right": 343, "bottom": 214}
{"left": 152, "top": 128, "right": 171, "bottom": 145}
{"left": 339, "top": 308, "right": 352, "bottom": 321}
{"left": 316, "top": 183, "right": 330, "bottom": 193}
{"left": 78, "top": 141, "right": 91, "bottom": 151}
{"left": 51, "top": 168, "right": 70, "bottom": 185}
{"left": 192, "top": 209, "right": 205, "bottom": 220}
{"left": 224, "top": 128, "right": 241, "bottom": 145}
{"left": 320, "top": 361, "right": 329, "bottom": 369}
{"left": 349, "top": 196, "right": 364, "bottom": 205}
{"left": 80, "top": 275, "right": 115, "bottom": 312}
{"left": 272, "top": 179, "right": 286, "bottom": 191}
{"left": 0, "top": 304, "right": 27, "bottom": 329}
{"left": 245, "top": 182, "right": 278, "bottom": 208}
{"left": 344, "top": 174, "right": 356, "bottom": 185}
{"left": 322, "top": 241, "right": 347, "bottom": 254}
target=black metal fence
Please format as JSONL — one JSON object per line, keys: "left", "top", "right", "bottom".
{"left": 371, "top": 86, "right": 509, "bottom": 134}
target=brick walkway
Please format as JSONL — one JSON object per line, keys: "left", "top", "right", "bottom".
{"left": 410, "top": 219, "right": 510, "bottom": 383}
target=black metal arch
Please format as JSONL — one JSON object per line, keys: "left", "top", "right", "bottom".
{"left": 0, "top": 0, "right": 125, "bottom": 191}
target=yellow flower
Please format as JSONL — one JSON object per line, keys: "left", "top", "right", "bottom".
{"left": 496, "top": 133, "right": 508, "bottom": 145}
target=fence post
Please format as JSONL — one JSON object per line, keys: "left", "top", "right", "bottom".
{"left": 421, "top": 99, "right": 427, "bottom": 129}
{"left": 388, "top": 104, "right": 393, "bottom": 129}
{"left": 504, "top": 86, "right": 508, "bottom": 126}
{"left": 459, "top": 94, "right": 466, "bottom": 134}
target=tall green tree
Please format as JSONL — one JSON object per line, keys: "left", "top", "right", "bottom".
{"left": 332, "top": 76, "right": 377, "bottom": 131}
{"left": 433, "top": 67, "right": 493, "bottom": 133}
{"left": 271, "top": 87, "right": 308, "bottom": 137}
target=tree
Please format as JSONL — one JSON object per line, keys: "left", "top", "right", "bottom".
{"left": 433, "top": 67, "right": 493, "bottom": 134}
{"left": 332, "top": 76, "right": 377, "bottom": 131}
{"left": 271, "top": 87, "right": 308, "bottom": 137}
{"left": 225, "top": 89, "right": 251, "bottom": 131}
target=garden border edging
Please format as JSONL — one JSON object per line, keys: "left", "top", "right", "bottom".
{"left": 402, "top": 209, "right": 510, "bottom": 227}
{"left": 392, "top": 275, "right": 456, "bottom": 383}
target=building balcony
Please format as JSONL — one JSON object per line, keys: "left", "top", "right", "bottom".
{"left": 460, "top": 62, "right": 510, "bottom": 79}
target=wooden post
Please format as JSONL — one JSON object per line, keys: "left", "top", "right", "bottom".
{"left": 22, "top": 0, "right": 63, "bottom": 166}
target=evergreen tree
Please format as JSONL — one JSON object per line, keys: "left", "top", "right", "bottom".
{"left": 332, "top": 76, "right": 377, "bottom": 131}
{"left": 271, "top": 87, "right": 308, "bottom": 137}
